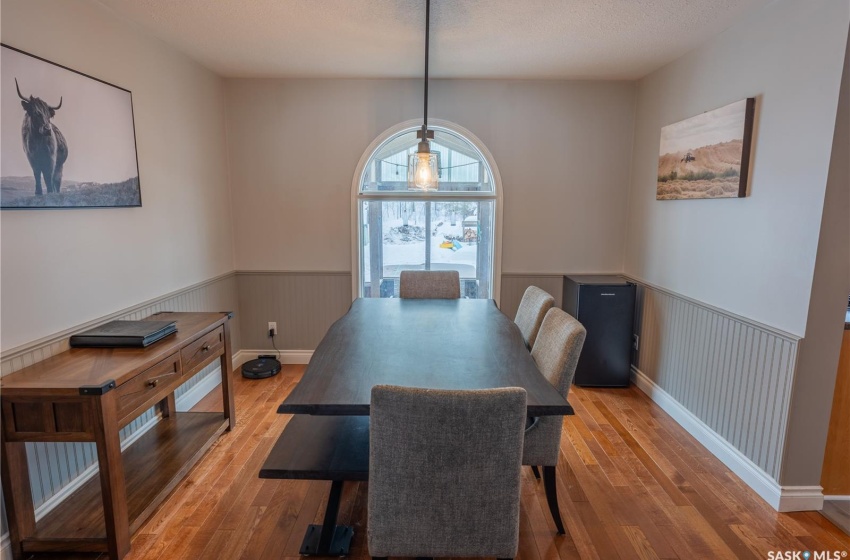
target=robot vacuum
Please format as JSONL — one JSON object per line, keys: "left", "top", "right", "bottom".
{"left": 241, "top": 355, "right": 281, "bottom": 379}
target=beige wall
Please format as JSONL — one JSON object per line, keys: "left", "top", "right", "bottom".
{"left": 623, "top": 0, "right": 849, "bottom": 337}
{"left": 0, "top": 0, "right": 235, "bottom": 351}
{"left": 623, "top": 0, "right": 849, "bottom": 499}
{"left": 224, "top": 78, "right": 636, "bottom": 275}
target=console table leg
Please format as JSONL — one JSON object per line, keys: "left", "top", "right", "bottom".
{"left": 221, "top": 320, "right": 236, "bottom": 430}
{"left": 0, "top": 431, "right": 35, "bottom": 560}
{"left": 159, "top": 392, "right": 176, "bottom": 418}
{"left": 93, "top": 393, "right": 131, "bottom": 560}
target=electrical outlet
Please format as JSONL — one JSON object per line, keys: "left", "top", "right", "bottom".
{"left": 268, "top": 322, "right": 277, "bottom": 337}
{"left": 633, "top": 334, "right": 640, "bottom": 351}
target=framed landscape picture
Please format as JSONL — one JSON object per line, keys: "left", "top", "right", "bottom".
{"left": 1, "top": 44, "right": 141, "bottom": 209}
{"left": 657, "top": 98, "right": 755, "bottom": 200}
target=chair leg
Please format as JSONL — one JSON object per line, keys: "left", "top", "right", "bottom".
{"left": 543, "top": 465, "right": 566, "bottom": 535}
{"left": 531, "top": 465, "right": 541, "bottom": 480}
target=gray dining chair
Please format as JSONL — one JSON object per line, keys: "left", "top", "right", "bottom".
{"left": 524, "top": 307, "right": 586, "bottom": 535}
{"left": 368, "top": 385, "right": 526, "bottom": 560}
{"left": 514, "top": 286, "right": 555, "bottom": 349}
{"left": 399, "top": 270, "right": 460, "bottom": 299}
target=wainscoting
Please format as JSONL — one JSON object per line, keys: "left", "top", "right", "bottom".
{"left": 499, "top": 273, "right": 811, "bottom": 511}
{"left": 0, "top": 272, "right": 239, "bottom": 546}
{"left": 238, "top": 271, "right": 565, "bottom": 351}
{"left": 236, "top": 271, "right": 353, "bottom": 350}
{"left": 628, "top": 277, "right": 810, "bottom": 511}
{"left": 499, "top": 273, "right": 565, "bottom": 319}
{"left": 0, "top": 270, "right": 819, "bottom": 554}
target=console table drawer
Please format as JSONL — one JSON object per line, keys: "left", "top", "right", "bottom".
{"left": 181, "top": 326, "right": 224, "bottom": 375}
{"left": 116, "top": 353, "right": 181, "bottom": 423}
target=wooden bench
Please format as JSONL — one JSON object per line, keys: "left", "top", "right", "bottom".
{"left": 260, "top": 415, "right": 369, "bottom": 556}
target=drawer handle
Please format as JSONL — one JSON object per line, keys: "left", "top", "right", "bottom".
{"left": 147, "top": 379, "right": 159, "bottom": 388}
{"left": 202, "top": 344, "right": 211, "bottom": 352}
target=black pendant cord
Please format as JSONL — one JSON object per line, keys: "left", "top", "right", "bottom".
{"left": 423, "top": 0, "right": 430, "bottom": 134}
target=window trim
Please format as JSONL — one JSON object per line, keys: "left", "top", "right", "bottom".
{"left": 350, "top": 118, "right": 503, "bottom": 304}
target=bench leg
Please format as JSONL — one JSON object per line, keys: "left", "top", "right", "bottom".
{"left": 300, "top": 480, "right": 355, "bottom": 556}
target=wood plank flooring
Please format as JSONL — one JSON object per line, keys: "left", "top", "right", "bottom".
{"left": 22, "top": 365, "right": 850, "bottom": 560}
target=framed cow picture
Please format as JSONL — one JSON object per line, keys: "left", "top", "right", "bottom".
{"left": 1, "top": 44, "right": 141, "bottom": 209}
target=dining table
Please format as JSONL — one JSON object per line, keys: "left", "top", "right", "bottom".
{"left": 261, "top": 297, "right": 573, "bottom": 556}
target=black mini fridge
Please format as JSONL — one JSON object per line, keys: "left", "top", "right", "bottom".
{"left": 563, "top": 275, "right": 636, "bottom": 387}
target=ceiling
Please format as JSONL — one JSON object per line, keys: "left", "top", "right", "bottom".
{"left": 95, "top": 0, "right": 772, "bottom": 80}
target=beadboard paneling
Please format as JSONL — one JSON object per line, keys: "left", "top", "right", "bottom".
{"left": 0, "top": 272, "right": 239, "bottom": 531}
{"left": 499, "top": 274, "right": 564, "bottom": 320}
{"left": 631, "top": 280, "right": 800, "bottom": 480}
{"left": 236, "top": 271, "right": 353, "bottom": 350}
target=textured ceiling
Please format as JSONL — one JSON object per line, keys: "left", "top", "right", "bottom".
{"left": 95, "top": 0, "right": 772, "bottom": 80}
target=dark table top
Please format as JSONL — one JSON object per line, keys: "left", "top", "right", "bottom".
{"left": 279, "top": 298, "right": 573, "bottom": 416}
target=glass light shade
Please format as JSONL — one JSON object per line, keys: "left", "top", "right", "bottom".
{"left": 408, "top": 151, "right": 439, "bottom": 191}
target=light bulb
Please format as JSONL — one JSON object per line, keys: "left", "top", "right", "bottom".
{"left": 414, "top": 153, "right": 433, "bottom": 188}
{"left": 408, "top": 149, "right": 438, "bottom": 191}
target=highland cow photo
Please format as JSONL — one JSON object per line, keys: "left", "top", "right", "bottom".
{"left": 1, "top": 45, "right": 140, "bottom": 209}
{"left": 657, "top": 98, "right": 755, "bottom": 200}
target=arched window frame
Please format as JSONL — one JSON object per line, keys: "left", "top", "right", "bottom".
{"left": 350, "top": 118, "right": 503, "bottom": 303}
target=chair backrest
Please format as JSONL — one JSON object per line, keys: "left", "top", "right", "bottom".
{"left": 531, "top": 307, "right": 587, "bottom": 398}
{"left": 514, "top": 286, "right": 555, "bottom": 349}
{"left": 368, "top": 385, "right": 526, "bottom": 559}
{"left": 399, "top": 270, "right": 461, "bottom": 299}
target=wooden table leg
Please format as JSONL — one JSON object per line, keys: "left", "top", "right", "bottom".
{"left": 93, "top": 392, "right": 131, "bottom": 560}
{"left": 221, "top": 320, "right": 236, "bottom": 430}
{"left": 0, "top": 430, "right": 36, "bottom": 560}
{"left": 159, "top": 393, "right": 177, "bottom": 418}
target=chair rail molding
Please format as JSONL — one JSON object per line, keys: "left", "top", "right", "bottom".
{"left": 1, "top": 271, "right": 240, "bottom": 372}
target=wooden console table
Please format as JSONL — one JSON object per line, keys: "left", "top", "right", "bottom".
{"left": 0, "top": 312, "right": 235, "bottom": 560}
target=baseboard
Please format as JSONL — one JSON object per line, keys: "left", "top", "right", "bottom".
{"left": 175, "top": 366, "right": 223, "bottom": 412}
{"left": 631, "top": 366, "right": 823, "bottom": 512}
{"left": 234, "top": 349, "right": 313, "bottom": 366}
{"left": 822, "top": 496, "right": 850, "bottom": 536}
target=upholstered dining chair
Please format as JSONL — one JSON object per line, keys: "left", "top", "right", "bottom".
{"left": 524, "top": 307, "right": 586, "bottom": 534}
{"left": 399, "top": 270, "right": 460, "bottom": 299}
{"left": 368, "top": 385, "right": 526, "bottom": 560}
{"left": 514, "top": 286, "right": 555, "bottom": 349}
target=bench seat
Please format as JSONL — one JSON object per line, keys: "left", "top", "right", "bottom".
{"left": 260, "top": 415, "right": 369, "bottom": 481}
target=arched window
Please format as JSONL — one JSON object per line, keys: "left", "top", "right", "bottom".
{"left": 352, "top": 120, "right": 501, "bottom": 300}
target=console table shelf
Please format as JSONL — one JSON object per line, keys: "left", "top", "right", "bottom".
{"left": 0, "top": 312, "right": 236, "bottom": 560}
{"left": 26, "top": 412, "right": 227, "bottom": 551}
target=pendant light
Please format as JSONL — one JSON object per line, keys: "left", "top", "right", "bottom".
{"left": 408, "top": 0, "right": 439, "bottom": 191}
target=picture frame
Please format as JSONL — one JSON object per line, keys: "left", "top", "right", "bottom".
{"left": 657, "top": 98, "right": 755, "bottom": 200}
{"left": 1, "top": 44, "right": 141, "bottom": 209}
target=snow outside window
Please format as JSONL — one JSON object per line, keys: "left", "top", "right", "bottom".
{"left": 357, "top": 127, "right": 497, "bottom": 299}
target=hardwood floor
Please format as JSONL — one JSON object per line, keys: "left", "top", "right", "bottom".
{"left": 23, "top": 364, "right": 850, "bottom": 560}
